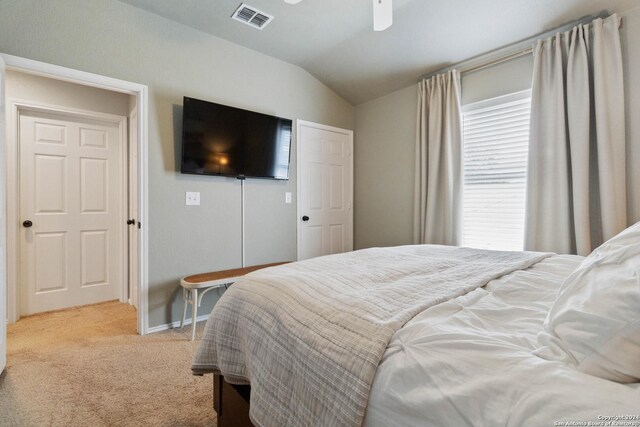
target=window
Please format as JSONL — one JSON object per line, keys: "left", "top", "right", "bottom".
{"left": 275, "top": 123, "right": 292, "bottom": 178}
{"left": 461, "top": 90, "right": 531, "bottom": 251}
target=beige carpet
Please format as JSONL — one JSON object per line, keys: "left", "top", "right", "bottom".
{"left": 0, "top": 301, "right": 216, "bottom": 426}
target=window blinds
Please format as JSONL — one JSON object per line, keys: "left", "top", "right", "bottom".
{"left": 462, "top": 92, "right": 531, "bottom": 251}
{"left": 276, "top": 126, "right": 292, "bottom": 178}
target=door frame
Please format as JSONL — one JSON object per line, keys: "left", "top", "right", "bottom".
{"left": 295, "top": 119, "right": 354, "bottom": 261}
{"left": 10, "top": 102, "right": 128, "bottom": 317}
{"left": 1, "top": 53, "right": 150, "bottom": 335}
{"left": 1, "top": 55, "right": 7, "bottom": 372}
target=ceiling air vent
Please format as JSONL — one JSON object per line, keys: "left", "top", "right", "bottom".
{"left": 231, "top": 3, "right": 274, "bottom": 30}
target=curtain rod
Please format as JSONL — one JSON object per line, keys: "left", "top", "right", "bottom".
{"left": 419, "top": 12, "right": 612, "bottom": 81}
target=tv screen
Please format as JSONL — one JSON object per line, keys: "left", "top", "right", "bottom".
{"left": 181, "top": 97, "right": 292, "bottom": 180}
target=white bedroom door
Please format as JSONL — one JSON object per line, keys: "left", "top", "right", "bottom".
{"left": 297, "top": 121, "right": 353, "bottom": 260}
{"left": 19, "top": 109, "right": 123, "bottom": 315}
{"left": 128, "top": 107, "right": 139, "bottom": 309}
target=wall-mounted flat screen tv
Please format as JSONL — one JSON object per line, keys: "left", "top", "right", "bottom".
{"left": 181, "top": 97, "right": 292, "bottom": 180}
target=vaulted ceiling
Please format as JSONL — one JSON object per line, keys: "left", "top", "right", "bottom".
{"left": 119, "top": 0, "right": 638, "bottom": 105}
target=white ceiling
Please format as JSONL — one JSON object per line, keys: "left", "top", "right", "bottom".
{"left": 119, "top": 0, "right": 638, "bottom": 105}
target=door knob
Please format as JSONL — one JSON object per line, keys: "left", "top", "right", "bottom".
{"left": 302, "top": 216, "right": 309, "bottom": 222}
{"left": 127, "top": 219, "right": 136, "bottom": 225}
{"left": 23, "top": 220, "right": 33, "bottom": 228}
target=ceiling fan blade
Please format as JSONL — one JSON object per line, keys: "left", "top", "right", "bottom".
{"left": 373, "top": 0, "right": 392, "bottom": 31}
{"left": 284, "top": 0, "right": 303, "bottom": 4}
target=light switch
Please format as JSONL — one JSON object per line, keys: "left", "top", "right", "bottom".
{"left": 285, "top": 192, "right": 292, "bottom": 204}
{"left": 186, "top": 192, "right": 200, "bottom": 206}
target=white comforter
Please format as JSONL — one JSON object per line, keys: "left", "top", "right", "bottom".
{"left": 194, "top": 245, "right": 548, "bottom": 427}
{"left": 365, "top": 255, "right": 640, "bottom": 426}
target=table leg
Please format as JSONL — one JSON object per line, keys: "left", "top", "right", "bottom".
{"left": 180, "top": 288, "right": 188, "bottom": 329}
{"left": 191, "top": 288, "right": 198, "bottom": 341}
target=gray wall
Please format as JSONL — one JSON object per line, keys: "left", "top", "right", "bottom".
{"left": 354, "top": 84, "right": 418, "bottom": 249}
{"left": 460, "top": 54, "right": 534, "bottom": 106}
{"left": 354, "top": 6, "right": 640, "bottom": 249}
{"left": 5, "top": 71, "right": 131, "bottom": 116}
{"left": 0, "top": 0, "right": 355, "bottom": 328}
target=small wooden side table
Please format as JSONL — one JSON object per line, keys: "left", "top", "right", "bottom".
{"left": 180, "top": 262, "right": 289, "bottom": 340}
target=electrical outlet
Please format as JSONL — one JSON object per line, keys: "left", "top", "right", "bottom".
{"left": 186, "top": 192, "right": 200, "bottom": 206}
{"left": 285, "top": 192, "right": 292, "bottom": 204}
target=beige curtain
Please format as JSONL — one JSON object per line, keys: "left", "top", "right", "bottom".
{"left": 414, "top": 71, "right": 462, "bottom": 245}
{"left": 525, "top": 14, "right": 626, "bottom": 255}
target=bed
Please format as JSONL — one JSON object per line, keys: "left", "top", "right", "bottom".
{"left": 193, "top": 224, "right": 640, "bottom": 426}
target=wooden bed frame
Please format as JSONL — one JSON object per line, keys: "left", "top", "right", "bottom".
{"left": 214, "top": 374, "right": 252, "bottom": 427}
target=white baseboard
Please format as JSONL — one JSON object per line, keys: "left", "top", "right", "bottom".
{"left": 147, "top": 313, "right": 210, "bottom": 334}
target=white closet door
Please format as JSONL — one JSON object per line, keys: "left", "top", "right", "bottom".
{"left": 298, "top": 122, "right": 353, "bottom": 260}
{"left": 19, "top": 110, "right": 122, "bottom": 315}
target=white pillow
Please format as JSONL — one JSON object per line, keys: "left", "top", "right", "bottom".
{"left": 535, "top": 221, "right": 640, "bottom": 383}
